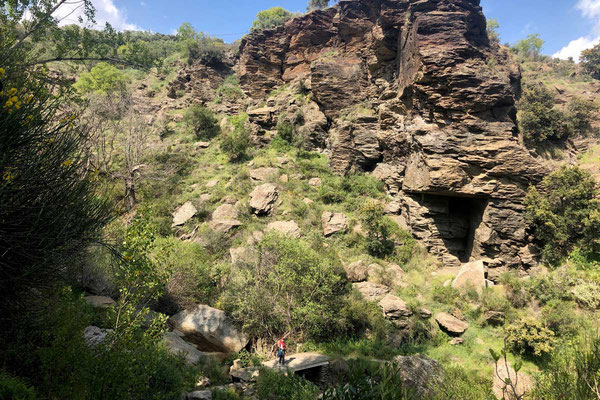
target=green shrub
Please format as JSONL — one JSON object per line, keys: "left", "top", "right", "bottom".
{"left": 505, "top": 317, "right": 555, "bottom": 358}
{"left": 221, "top": 233, "right": 348, "bottom": 341}
{"left": 276, "top": 120, "right": 295, "bottom": 144}
{"left": 256, "top": 368, "right": 319, "bottom": 400}
{"left": 221, "top": 125, "right": 250, "bottom": 161}
{"left": 361, "top": 201, "right": 395, "bottom": 258}
{"left": 251, "top": 7, "right": 295, "bottom": 32}
{"left": 572, "top": 280, "right": 600, "bottom": 310}
{"left": 518, "top": 84, "right": 570, "bottom": 142}
{"left": 431, "top": 366, "right": 494, "bottom": 400}
{"left": 0, "top": 372, "right": 36, "bottom": 400}
{"left": 318, "top": 178, "right": 346, "bottom": 204}
{"left": 74, "top": 62, "right": 130, "bottom": 94}
{"left": 525, "top": 166, "right": 600, "bottom": 265}
{"left": 541, "top": 300, "right": 579, "bottom": 337}
{"left": 567, "top": 97, "right": 599, "bottom": 136}
{"left": 432, "top": 285, "right": 464, "bottom": 308}
{"left": 183, "top": 104, "right": 220, "bottom": 139}
{"left": 322, "top": 360, "right": 416, "bottom": 400}
{"left": 215, "top": 75, "right": 244, "bottom": 103}
{"left": 532, "top": 332, "right": 600, "bottom": 400}
{"left": 213, "top": 388, "right": 241, "bottom": 400}
{"left": 498, "top": 272, "right": 531, "bottom": 308}
{"left": 180, "top": 31, "right": 225, "bottom": 65}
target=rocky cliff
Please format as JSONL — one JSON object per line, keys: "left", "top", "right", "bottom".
{"left": 235, "top": 0, "right": 546, "bottom": 274}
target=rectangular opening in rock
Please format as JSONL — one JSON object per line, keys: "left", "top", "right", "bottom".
{"left": 415, "top": 194, "right": 489, "bottom": 263}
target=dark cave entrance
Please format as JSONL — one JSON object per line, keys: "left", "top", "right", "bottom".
{"left": 417, "top": 194, "right": 489, "bottom": 263}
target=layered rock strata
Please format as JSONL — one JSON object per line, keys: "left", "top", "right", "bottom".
{"left": 236, "top": 0, "right": 547, "bottom": 271}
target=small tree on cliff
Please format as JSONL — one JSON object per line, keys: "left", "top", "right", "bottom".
{"left": 251, "top": 7, "right": 295, "bottom": 31}
{"left": 487, "top": 19, "right": 500, "bottom": 44}
{"left": 308, "top": 0, "right": 331, "bottom": 10}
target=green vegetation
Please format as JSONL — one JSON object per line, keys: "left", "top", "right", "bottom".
{"left": 505, "top": 317, "right": 556, "bottom": 358}
{"left": 486, "top": 18, "right": 500, "bottom": 44}
{"left": 222, "top": 233, "right": 348, "bottom": 341}
{"left": 308, "top": 0, "right": 331, "bottom": 10}
{"left": 176, "top": 23, "right": 225, "bottom": 65}
{"left": 512, "top": 34, "right": 544, "bottom": 60}
{"left": 74, "top": 62, "right": 130, "bottom": 94}
{"left": 184, "top": 104, "right": 221, "bottom": 139}
{"left": 525, "top": 166, "right": 600, "bottom": 265}
{"left": 221, "top": 122, "right": 250, "bottom": 161}
{"left": 581, "top": 42, "right": 600, "bottom": 79}
{"left": 251, "top": 7, "right": 296, "bottom": 32}
{"left": 215, "top": 75, "right": 245, "bottom": 103}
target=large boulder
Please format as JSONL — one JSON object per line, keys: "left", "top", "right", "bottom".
{"left": 394, "top": 355, "right": 443, "bottom": 398}
{"left": 452, "top": 260, "right": 487, "bottom": 294}
{"left": 492, "top": 361, "right": 533, "bottom": 400}
{"left": 169, "top": 305, "right": 248, "bottom": 353}
{"left": 368, "top": 263, "right": 406, "bottom": 287}
{"left": 172, "top": 201, "right": 197, "bottom": 227}
{"left": 378, "top": 294, "right": 412, "bottom": 319}
{"left": 435, "top": 312, "right": 469, "bottom": 337}
{"left": 321, "top": 211, "right": 349, "bottom": 236}
{"left": 266, "top": 220, "right": 301, "bottom": 238}
{"left": 208, "top": 219, "right": 242, "bottom": 233}
{"left": 249, "top": 184, "right": 279, "bottom": 215}
{"left": 344, "top": 260, "right": 370, "bottom": 282}
{"left": 164, "top": 331, "right": 218, "bottom": 365}
{"left": 352, "top": 282, "right": 390, "bottom": 302}
{"left": 212, "top": 203, "right": 238, "bottom": 220}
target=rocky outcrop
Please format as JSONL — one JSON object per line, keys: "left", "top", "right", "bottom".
{"left": 321, "top": 211, "right": 349, "bottom": 236}
{"left": 84, "top": 326, "right": 112, "bottom": 346}
{"left": 84, "top": 295, "right": 115, "bottom": 308}
{"left": 237, "top": 0, "right": 547, "bottom": 271}
{"left": 249, "top": 184, "right": 279, "bottom": 215}
{"left": 169, "top": 305, "right": 248, "bottom": 353}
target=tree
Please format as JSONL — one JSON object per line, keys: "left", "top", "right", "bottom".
{"left": 183, "top": 104, "right": 220, "bottom": 139}
{"left": 308, "top": 0, "right": 330, "bottom": 10}
{"left": 0, "top": 1, "right": 157, "bottom": 71}
{"left": 80, "top": 92, "right": 150, "bottom": 210}
{"left": 221, "top": 122, "right": 250, "bottom": 161}
{"left": 525, "top": 166, "right": 600, "bottom": 265}
{"left": 73, "top": 62, "right": 130, "bottom": 95}
{"left": 486, "top": 18, "right": 500, "bottom": 44}
{"left": 176, "top": 22, "right": 197, "bottom": 42}
{"left": 581, "top": 43, "right": 600, "bottom": 79}
{"left": 513, "top": 34, "right": 544, "bottom": 59}
{"left": 361, "top": 201, "right": 395, "bottom": 258}
{"left": 251, "top": 7, "right": 295, "bottom": 32}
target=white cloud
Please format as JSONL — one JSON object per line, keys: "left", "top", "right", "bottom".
{"left": 54, "top": 0, "right": 140, "bottom": 31}
{"left": 140, "top": 1, "right": 147, "bottom": 6}
{"left": 554, "top": 0, "right": 600, "bottom": 61}
{"left": 553, "top": 36, "right": 600, "bottom": 61}
{"left": 578, "top": 0, "right": 600, "bottom": 19}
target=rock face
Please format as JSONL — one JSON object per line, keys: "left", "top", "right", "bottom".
{"left": 249, "top": 184, "right": 279, "bottom": 215}
{"left": 249, "top": 167, "right": 279, "bottom": 182}
{"left": 321, "top": 211, "right": 349, "bottom": 236}
{"left": 169, "top": 305, "right": 248, "bottom": 353}
{"left": 84, "top": 295, "right": 115, "bottom": 308}
{"left": 84, "top": 326, "right": 112, "bottom": 346}
{"left": 237, "top": 0, "right": 547, "bottom": 271}
{"left": 435, "top": 312, "right": 469, "bottom": 336}
{"left": 212, "top": 203, "right": 238, "bottom": 220}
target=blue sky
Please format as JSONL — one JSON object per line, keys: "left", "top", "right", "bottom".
{"left": 61, "top": 0, "right": 600, "bottom": 61}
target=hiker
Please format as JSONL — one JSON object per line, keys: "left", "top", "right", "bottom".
{"left": 277, "top": 337, "right": 286, "bottom": 365}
